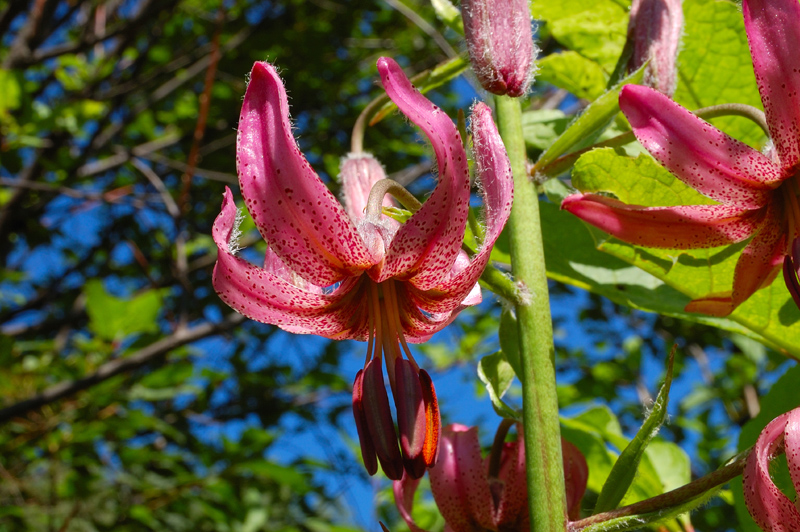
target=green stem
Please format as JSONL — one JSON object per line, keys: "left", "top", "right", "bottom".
{"left": 570, "top": 446, "right": 752, "bottom": 531}
{"left": 495, "top": 94, "right": 566, "bottom": 532}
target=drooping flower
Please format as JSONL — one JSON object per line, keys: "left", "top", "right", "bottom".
{"left": 742, "top": 406, "right": 800, "bottom": 531}
{"left": 393, "top": 424, "right": 588, "bottom": 532}
{"left": 212, "top": 58, "right": 513, "bottom": 480}
{"left": 562, "top": 0, "right": 800, "bottom": 317}
{"left": 626, "top": 0, "right": 683, "bottom": 96}
{"left": 461, "top": 0, "right": 536, "bottom": 97}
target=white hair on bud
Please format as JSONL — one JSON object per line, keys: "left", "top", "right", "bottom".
{"left": 227, "top": 207, "right": 246, "bottom": 255}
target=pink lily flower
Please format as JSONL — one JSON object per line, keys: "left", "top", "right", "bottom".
{"left": 562, "top": 0, "right": 800, "bottom": 317}
{"left": 743, "top": 406, "right": 800, "bottom": 531}
{"left": 212, "top": 58, "right": 513, "bottom": 480}
{"left": 393, "top": 424, "right": 588, "bottom": 532}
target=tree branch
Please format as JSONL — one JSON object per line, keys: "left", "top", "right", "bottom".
{"left": 0, "top": 312, "right": 247, "bottom": 425}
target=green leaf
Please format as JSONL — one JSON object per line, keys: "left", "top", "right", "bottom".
{"left": 556, "top": 148, "right": 800, "bottom": 359}
{"left": 498, "top": 310, "right": 522, "bottom": 378}
{"left": 538, "top": 51, "right": 608, "bottom": 100}
{"left": 477, "top": 351, "right": 520, "bottom": 421}
{"left": 561, "top": 406, "right": 668, "bottom": 506}
{"left": 232, "top": 461, "right": 310, "bottom": 492}
{"left": 85, "top": 280, "right": 163, "bottom": 341}
{"left": 430, "top": 0, "right": 463, "bottom": 34}
{"left": 534, "top": 63, "right": 645, "bottom": 174}
{"left": 571, "top": 148, "right": 714, "bottom": 208}
{"left": 522, "top": 109, "right": 570, "bottom": 151}
{"left": 382, "top": 206, "right": 414, "bottom": 223}
{"left": 674, "top": 0, "right": 766, "bottom": 146}
{"left": 0, "top": 69, "right": 21, "bottom": 116}
{"left": 593, "top": 350, "right": 676, "bottom": 513}
{"left": 532, "top": 0, "right": 629, "bottom": 70}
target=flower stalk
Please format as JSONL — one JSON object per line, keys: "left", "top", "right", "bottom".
{"left": 495, "top": 93, "right": 567, "bottom": 531}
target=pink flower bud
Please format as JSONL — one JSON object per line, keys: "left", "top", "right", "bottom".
{"left": 743, "top": 406, "right": 800, "bottom": 531}
{"left": 462, "top": 0, "right": 536, "bottom": 97}
{"left": 393, "top": 424, "right": 590, "bottom": 531}
{"left": 627, "top": 0, "right": 683, "bottom": 96}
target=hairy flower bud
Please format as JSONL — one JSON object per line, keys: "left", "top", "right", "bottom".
{"left": 462, "top": 0, "right": 536, "bottom": 97}
{"left": 627, "top": 0, "right": 683, "bottom": 96}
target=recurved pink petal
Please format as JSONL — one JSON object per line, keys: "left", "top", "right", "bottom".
{"left": 495, "top": 436, "right": 528, "bottom": 529}
{"left": 213, "top": 188, "right": 369, "bottom": 338}
{"left": 408, "top": 102, "right": 514, "bottom": 315}
{"left": 237, "top": 62, "right": 374, "bottom": 287}
{"left": 785, "top": 408, "right": 800, "bottom": 495}
{"left": 430, "top": 425, "right": 496, "bottom": 532}
{"left": 394, "top": 285, "right": 463, "bottom": 343}
{"left": 375, "top": 57, "right": 472, "bottom": 289}
{"left": 393, "top": 473, "right": 430, "bottom": 532}
{"left": 561, "top": 193, "right": 764, "bottom": 249}
{"left": 743, "top": 0, "right": 800, "bottom": 170}
{"left": 686, "top": 204, "right": 785, "bottom": 317}
{"left": 743, "top": 410, "right": 800, "bottom": 531}
{"left": 563, "top": 439, "right": 589, "bottom": 521}
{"left": 620, "top": 84, "right": 784, "bottom": 208}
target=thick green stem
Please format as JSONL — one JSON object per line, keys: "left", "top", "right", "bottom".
{"left": 495, "top": 94, "right": 566, "bottom": 532}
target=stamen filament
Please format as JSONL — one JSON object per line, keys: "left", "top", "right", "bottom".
{"left": 365, "top": 283, "right": 375, "bottom": 367}
{"left": 384, "top": 280, "right": 418, "bottom": 370}
{"left": 370, "top": 282, "right": 383, "bottom": 362}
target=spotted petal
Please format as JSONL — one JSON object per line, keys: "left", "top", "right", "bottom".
{"left": 561, "top": 194, "right": 765, "bottom": 249}
{"left": 212, "top": 187, "right": 368, "bottom": 338}
{"left": 686, "top": 203, "right": 785, "bottom": 316}
{"left": 393, "top": 473, "right": 430, "bottom": 532}
{"left": 408, "top": 102, "right": 513, "bottom": 316}
{"left": 237, "top": 62, "right": 374, "bottom": 287}
{"left": 429, "top": 425, "right": 496, "bottom": 532}
{"left": 743, "top": 409, "right": 800, "bottom": 531}
{"left": 744, "top": 0, "right": 800, "bottom": 170}
{"left": 376, "top": 57, "right": 472, "bottom": 289}
{"left": 785, "top": 408, "right": 800, "bottom": 497}
{"left": 620, "top": 84, "right": 784, "bottom": 209}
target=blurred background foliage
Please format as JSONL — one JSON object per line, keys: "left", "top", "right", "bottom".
{"left": 0, "top": 0, "right": 795, "bottom": 531}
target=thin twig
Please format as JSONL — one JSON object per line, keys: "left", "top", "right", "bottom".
{"left": 0, "top": 313, "right": 247, "bottom": 425}
{"left": 569, "top": 447, "right": 752, "bottom": 531}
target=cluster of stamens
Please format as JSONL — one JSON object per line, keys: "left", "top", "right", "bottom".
{"left": 352, "top": 279, "right": 440, "bottom": 480}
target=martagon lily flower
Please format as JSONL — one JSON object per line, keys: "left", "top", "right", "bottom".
{"left": 562, "top": 0, "right": 800, "bottom": 317}
{"left": 743, "top": 406, "right": 800, "bottom": 531}
{"left": 393, "top": 424, "right": 588, "bottom": 532}
{"left": 212, "top": 57, "right": 513, "bottom": 480}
